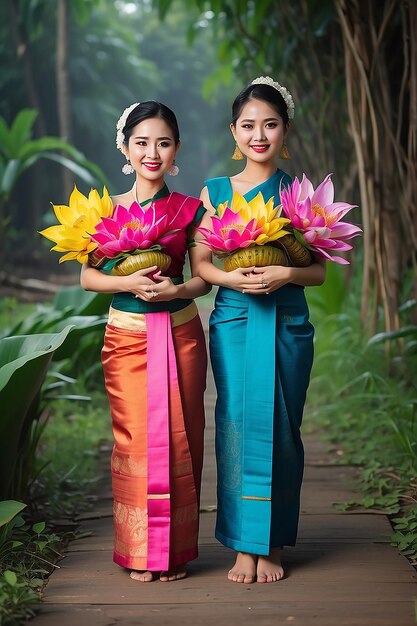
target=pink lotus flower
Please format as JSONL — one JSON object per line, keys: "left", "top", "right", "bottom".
{"left": 280, "top": 174, "right": 362, "bottom": 264}
{"left": 197, "top": 206, "right": 264, "bottom": 255}
{"left": 91, "top": 201, "right": 177, "bottom": 259}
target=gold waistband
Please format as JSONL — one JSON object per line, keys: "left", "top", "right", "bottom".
{"left": 107, "top": 301, "right": 198, "bottom": 332}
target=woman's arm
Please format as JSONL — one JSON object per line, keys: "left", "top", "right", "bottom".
{"left": 80, "top": 263, "right": 158, "bottom": 299}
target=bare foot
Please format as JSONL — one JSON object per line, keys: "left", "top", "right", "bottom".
{"left": 159, "top": 565, "right": 187, "bottom": 582}
{"left": 257, "top": 547, "right": 284, "bottom": 583}
{"left": 228, "top": 552, "right": 257, "bottom": 583}
{"left": 129, "top": 570, "right": 156, "bottom": 582}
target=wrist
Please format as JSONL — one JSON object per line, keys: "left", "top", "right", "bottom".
{"left": 285, "top": 266, "right": 295, "bottom": 282}
{"left": 173, "top": 283, "right": 183, "bottom": 298}
{"left": 220, "top": 270, "right": 232, "bottom": 288}
{"left": 122, "top": 275, "right": 135, "bottom": 293}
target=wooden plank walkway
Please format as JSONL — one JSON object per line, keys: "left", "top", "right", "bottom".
{"left": 28, "top": 309, "right": 417, "bottom": 626}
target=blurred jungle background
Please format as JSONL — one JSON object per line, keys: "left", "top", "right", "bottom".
{"left": 0, "top": 1, "right": 416, "bottom": 622}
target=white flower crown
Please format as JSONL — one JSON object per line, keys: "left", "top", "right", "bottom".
{"left": 116, "top": 102, "right": 141, "bottom": 152}
{"left": 251, "top": 76, "right": 295, "bottom": 119}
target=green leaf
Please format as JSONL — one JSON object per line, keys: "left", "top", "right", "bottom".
{"left": 4, "top": 570, "right": 17, "bottom": 586}
{"left": 32, "top": 521, "right": 46, "bottom": 534}
{"left": 0, "top": 116, "right": 11, "bottom": 157}
{"left": 367, "top": 326, "right": 417, "bottom": 347}
{"left": 0, "top": 500, "right": 27, "bottom": 528}
{"left": 10, "top": 109, "right": 38, "bottom": 154}
{"left": 19, "top": 136, "right": 83, "bottom": 160}
{"left": 40, "top": 153, "right": 98, "bottom": 186}
{"left": 0, "top": 326, "right": 74, "bottom": 498}
{"left": 0, "top": 159, "right": 22, "bottom": 194}
{"left": 156, "top": 0, "right": 173, "bottom": 20}
{"left": 52, "top": 285, "right": 112, "bottom": 317}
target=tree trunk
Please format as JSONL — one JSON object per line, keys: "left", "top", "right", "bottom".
{"left": 8, "top": 0, "right": 46, "bottom": 136}
{"left": 336, "top": 0, "right": 416, "bottom": 332}
{"left": 56, "top": 0, "right": 73, "bottom": 198}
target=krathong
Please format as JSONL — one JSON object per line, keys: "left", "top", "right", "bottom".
{"left": 280, "top": 174, "right": 362, "bottom": 265}
{"left": 39, "top": 186, "right": 113, "bottom": 264}
{"left": 40, "top": 187, "right": 177, "bottom": 275}
{"left": 197, "top": 192, "right": 291, "bottom": 271}
{"left": 90, "top": 202, "right": 177, "bottom": 275}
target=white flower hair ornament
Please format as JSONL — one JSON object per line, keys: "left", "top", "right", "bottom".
{"left": 251, "top": 76, "right": 295, "bottom": 120}
{"left": 116, "top": 102, "right": 140, "bottom": 152}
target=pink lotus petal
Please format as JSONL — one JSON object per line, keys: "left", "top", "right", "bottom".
{"left": 113, "top": 204, "right": 131, "bottom": 223}
{"left": 91, "top": 232, "right": 115, "bottom": 245}
{"left": 315, "top": 247, "right": 350, "bottom": 264}
{"left": 299, "top": 174, "right": 315, "bottom": 201}
{"left": 311, "top": 174, "right": 334, "bottom": 207}
{"left": 325, "top": 201, "right": 357, "bottom": 220}
{"left": 330, "top": 222, "right": 362, "bottom": 238}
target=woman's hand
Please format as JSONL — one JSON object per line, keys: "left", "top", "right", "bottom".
{"left": 223, "top": 267, "right": 268, "bottom": 293}
{"left": 242, "top": 265, "right": 292, "bottom": 295}
{"left": 124, "top": 266, "right": 159, "bottom": 300}
{"left": 143, "top": 272, "right": 179, "bottom": 302}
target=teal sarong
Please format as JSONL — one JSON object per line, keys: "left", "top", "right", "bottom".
{"left": 206, "top": 170, "right": 314, "bottom": 554}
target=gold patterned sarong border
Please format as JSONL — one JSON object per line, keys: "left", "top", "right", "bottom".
{"left": 107, "top": 301, "right": 198, "bottom": 332}
{"left": 242, "top": 496, "right": 271, "bottom": 501}
{"left": 147, "top": 494, "right": 171, "bottom": 500}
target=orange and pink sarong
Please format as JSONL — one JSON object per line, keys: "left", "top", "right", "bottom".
{"left": 101, "top": 303, "right": 206, "bottom": 571}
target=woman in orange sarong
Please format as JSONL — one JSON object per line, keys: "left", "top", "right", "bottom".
{"left": 80, "top": 101, "right": 210, "bottom": 582}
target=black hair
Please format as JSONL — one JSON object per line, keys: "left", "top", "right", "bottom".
{"left": 123, "top": 101, "right": 180, "bottom": 145}
{"left": 231, "top": 84, "right": 289, "bottom": 126}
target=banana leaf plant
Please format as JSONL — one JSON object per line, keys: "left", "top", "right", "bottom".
{"left": 0, "top": 326, "right": 73, "bottom": 499}
{"left": 0, "top": 500, "right": 27, "bottom": 561}
{"left": 0, "top": 109, "right": 107, "bottom": 248}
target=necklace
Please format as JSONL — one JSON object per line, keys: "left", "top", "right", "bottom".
{"left": 131, "top": 182, "right": 169, "bottom": 207}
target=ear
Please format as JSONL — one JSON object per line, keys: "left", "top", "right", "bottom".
{"left": 121, "top": 144, "right": 129, "bottom": 160}
{"left": 175, "top": 141, "right": 181, "bottom": 157}
{"left": 284, "top": 121, "right": 291, "bottom": 140}
{"left": 230, "top": 123, "right": 237, "bottom": 142}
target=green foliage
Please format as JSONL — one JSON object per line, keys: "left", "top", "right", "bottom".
{"left": 0, "top": 501, "right": 26, "bottom": 530}
{"left": 307, "top": 282, "right": 417, "bottom": 563}
{"left": 0, "top": 326, "right": 74, "bottom": 499}
{"left": 35, "top": 391, "right": 111, "bottom": 517}
{"left": 0, "top": 502, "right": 63, "bottom": 626}
{"left": 153, "top": 0, "right": 351, "bottom": 187}
{"left": 306, "top": 262, "right": 348, "bottom": 316}
{"left": 0, "top": 109, "right": 106, "bottom": 197}
{"left": 0, "top": 285, "right": 111, "bottom": 500}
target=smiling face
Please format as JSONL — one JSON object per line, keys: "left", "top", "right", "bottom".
{"left": 231, "top": 98, "right": 288, "bottom": 164}
{"left": 123, "top": 117, "right": 179, "bottom": 182}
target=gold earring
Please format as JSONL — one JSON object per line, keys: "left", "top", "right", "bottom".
{"left": 279, "top": 142, "right": 290, "bottom": 160}
{"left": 232, "top": 143, "right": 244, "bottom": 160}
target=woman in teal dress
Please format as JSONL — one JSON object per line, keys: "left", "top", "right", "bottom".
{"left": 194, "top": 78, "right": 326, "bottom": 583}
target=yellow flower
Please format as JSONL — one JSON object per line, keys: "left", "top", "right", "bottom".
{"left": 217, "top": 191, "right": 291, "bottom": 245}
{"left": 39, "top": 185, "right": 113, "bottom": 264}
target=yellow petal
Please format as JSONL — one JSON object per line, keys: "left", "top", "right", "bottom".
{"left": 230, "top": 192, "right": 250, "bottom": 214}
{"left": 69, "top": 185, "right": 89, "bottom": 214}
{"left": 247, "top": 192, "right": 266, "bottom": 218}
{"left": 266, "top": 229, "right": 291, "bottom": 242}
{"left": 76, "top": 251, "right": 89, "bottom": 264}
{"left": 217, "top": 202, "right": 227, "bottom": 218}
{"left": 255, "top": 234, "right": 269, "bottom": 245}
{"left": 101, "top": 186, "right": 114, "bottom": 217}
{"left": 39, "top": 224, "right": 68, "bottom": 243}
{"left": 51, "top": 204, "right": 73, "bottom": 226}
{"left": 58, "top": 251, "right": 80, "bottom": 263}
